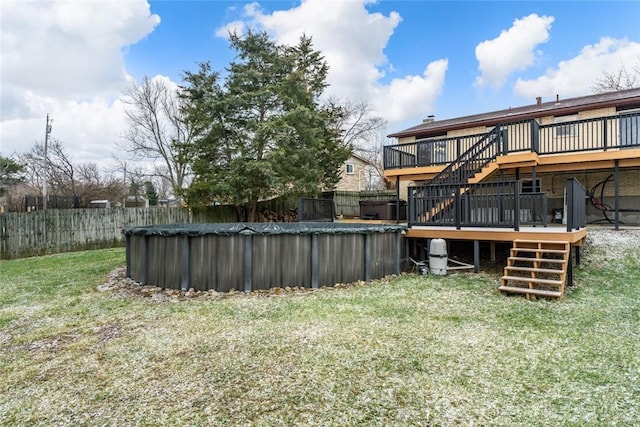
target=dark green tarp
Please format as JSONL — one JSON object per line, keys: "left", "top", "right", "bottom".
{"left": 122, "top": 222, "right": 406, "bottom": 237}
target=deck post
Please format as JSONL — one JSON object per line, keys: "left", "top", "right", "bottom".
{"left": 567, "top": 245, "right": 574, "bottom": 286}
{"left": 614, "top": 160, "right": 620, "bottom": 231}
{"left": 490, "top": 241, "right": 496, "bottom": 261}
{"left": 455, "top": 187, "right": 462, "bottom": 230}
{"left": 501, "top": 128, "right": 509, "bottom": 155}
{"left": 514, "top": 181, "right": 520, "bottom": 231}
{"left": 575, "top": 246, "right": 581, "bottom": 267}
{"left": 396, "top": 176, "right": 400, "bottom": 224}
{"left": 473, "top": 240, "right": 480, "bottom": 273}
{"left": 530, "top": 119, "right": 540, "bottom": 153}
{"left": 531, "top": 166, "right": 537, "bottom": 226}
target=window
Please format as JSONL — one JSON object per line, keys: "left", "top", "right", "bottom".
{"left": 345, "top": 163, "right": 355, "bottom": 174}
{"left": 554, "top": 115, "right": 578, "bottom": 137}
{"left": 521, "top": 179, "right": 541, "bottom": 193}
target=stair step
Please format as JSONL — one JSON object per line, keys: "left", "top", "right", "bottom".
{"left": 511, "top": 247, "right": 568, "bottom": 254}
{"left": 509, "top": 256, "right": 566, "bottom": 264}
{"left": 501, "top": 275, "right": 564, "bottom": 286}
{"left": 498, "top": 286, "right": 563, "bottom": 298}
{"left": 514, "top": 239, "right": 569, "bottom": 245}
{"left": 504, "top": 266, "right": 564, "bottom": 275}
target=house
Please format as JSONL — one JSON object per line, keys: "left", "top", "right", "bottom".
{"left": 383, "top": 88, "right": 640, "bottom": 298}
{"left": 334, "top": 154, "right": 375, "bottom": 192}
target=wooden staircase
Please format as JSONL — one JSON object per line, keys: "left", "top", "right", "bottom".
{"left": 499, "top": 239, "right": 571, "bottom": 300}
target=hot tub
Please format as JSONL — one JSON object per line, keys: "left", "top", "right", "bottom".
{"left": 123, "top": 223, "right": 406, "bottom": 292}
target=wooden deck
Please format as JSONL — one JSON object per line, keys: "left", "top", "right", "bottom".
{"left": 338, "top": 219, "right": 586, "bottom": 245}
{"left": 406, "top": 225, "right": 587, "bottom": 245}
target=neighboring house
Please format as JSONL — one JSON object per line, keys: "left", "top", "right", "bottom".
{"left": 383, "top": 88, "right": 640, "bottom": 298}
{"left": 335, "top": 154, "right": 374, "bottom": 192}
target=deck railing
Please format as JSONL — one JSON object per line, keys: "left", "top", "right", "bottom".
{"left": 297, "top": 198, "right": 335, "bottom": 222}
{"left": 384, "top": 111, "right": 640, "bottom": 169}
{"left": 408, "top": 181, "right": 548, "bottom": 230}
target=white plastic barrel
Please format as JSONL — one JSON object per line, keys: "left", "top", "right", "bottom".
{"left": 429, "top": 238, "right": 447, "bottom": 275}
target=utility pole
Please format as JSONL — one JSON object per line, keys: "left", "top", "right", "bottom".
{"left": 43, "top": 114, "right": 52, "bottom": 211}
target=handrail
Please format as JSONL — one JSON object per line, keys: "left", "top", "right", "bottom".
{"left": 425, "top": 126, "right": 503, "bottom": 187}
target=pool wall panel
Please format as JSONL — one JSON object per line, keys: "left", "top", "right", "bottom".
{"left": 124, "top": 223, "right": 405, "bottom": 292}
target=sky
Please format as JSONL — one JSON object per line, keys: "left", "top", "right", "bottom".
{"left": 1, "top": 0, "right": 640, "bottom": 170}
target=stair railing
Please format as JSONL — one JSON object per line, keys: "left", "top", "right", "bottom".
{"left": 426, "top": 125, "right": 505, "bottom": 187}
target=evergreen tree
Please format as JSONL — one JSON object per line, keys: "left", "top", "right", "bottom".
{"left": 182, "top": 32, "right": 350, "bottom": 221}
{"left": 0, "top": 155, "right": 25, "bottom": 196}
{"left": 144, "top": 180, "right": 159, "bottom": 206}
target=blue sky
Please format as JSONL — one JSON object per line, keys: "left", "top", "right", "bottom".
{"left": 2, "top": 0, "right": 639, "bottom": 167}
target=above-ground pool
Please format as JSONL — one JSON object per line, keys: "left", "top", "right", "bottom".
{"left": 123, "top": 223, "right": 406, "bottom": 292}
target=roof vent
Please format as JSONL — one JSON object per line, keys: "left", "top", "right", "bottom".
{"left": 422, "top": 115, "right": 435, "bottom": 123}
{"left": 555, "top": 94, "right": 560, "bottom": 104}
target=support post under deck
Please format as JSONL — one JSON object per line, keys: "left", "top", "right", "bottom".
{"left": 474, "top": 240, "right": 480, "bottom": 273}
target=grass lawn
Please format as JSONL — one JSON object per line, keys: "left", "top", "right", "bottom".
{"left": 1, "top": 245, "right": 639, "bottom": 426}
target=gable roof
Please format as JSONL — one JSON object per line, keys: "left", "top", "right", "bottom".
{"left": 389, "top": 88, "right": 640, "bottom": 139}
{"left": 347, "top": 153, "right": 373, "bottom": 166}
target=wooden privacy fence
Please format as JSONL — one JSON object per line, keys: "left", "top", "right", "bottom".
{"left": 323, "top": 190, "right": 398, "bottom": 218}
{"left": 0, "top": 208, "right": 193, "bottom": 259}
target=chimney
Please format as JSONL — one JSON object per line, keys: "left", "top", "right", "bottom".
{"left": 422, "top": 115, "right": 435, "bottom": 123}
{"left": 556, "top": 94, "right": 560, "bottom": 104}
{"left": 536, "top": 97, "right": 542, "bottom": 107}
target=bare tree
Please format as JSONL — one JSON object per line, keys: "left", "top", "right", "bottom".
{"left": 592, "top": 59, "right": 640, "bottom": 93}
{"left": 326, "top": 97, "right": 386, "bottom": 150}
{"left": 325, "top": 98, "right": 388, "bottom": 190}
{"left": 76, "top": 163, "right": 128, "bottom": 204}
{"left": 20, "top": 139, "right": 77, "bottom": 196}
{"left": 121, "top": 76, "right": 195, "bottom": 202}
{"left": 18, "top": 141, "right": 128, "bottom": 208}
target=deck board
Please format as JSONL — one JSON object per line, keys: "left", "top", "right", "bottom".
{"left": 405, "top": 225, "right": 586, "bottom": 244}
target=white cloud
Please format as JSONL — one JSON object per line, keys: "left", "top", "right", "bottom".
{"left": 372, "top": 59, "right": 448, "bottom": 125}
{"left": 217, "top": 0, "right": 447, "bottom": 127}
{"left": 0, "top": 0, "right": 160, "bottom": 166}
{"left": 514, "top": 37, "right": 640, "bottom": 99}
{"left": 215, "top": 20, "right": 245, "bottom": 38}
{"left": 475, "top": 14, "right": 554, "bottom": 88}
